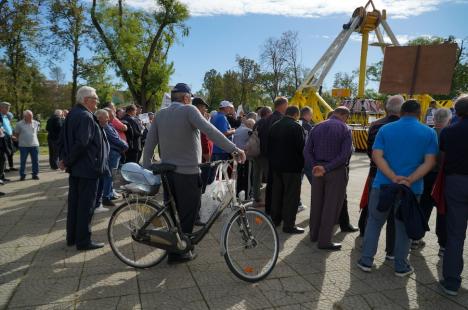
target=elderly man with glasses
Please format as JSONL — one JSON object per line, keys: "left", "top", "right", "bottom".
{"left": 60, "top": 86, "right": 108, "bottom": 251}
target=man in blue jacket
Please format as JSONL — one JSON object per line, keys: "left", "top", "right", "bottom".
{"left": 358, "top": 100, "right": 438, "bottom": 276}
{"left": 60, "top": 86, "right": 108, "bottom": 251}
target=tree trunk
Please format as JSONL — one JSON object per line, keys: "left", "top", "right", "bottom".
{"left": 71, "top": 35, "right": 79, "bottom": 107}
{"left": 91, "top": 0, "right": 139, "bottom": 104}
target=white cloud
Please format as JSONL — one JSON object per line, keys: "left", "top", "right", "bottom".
{"left": 122, "top": 0, "right": 460, "bottom": 19}
{"left": 350, "top": 33, "right": 438, "bottom": 45}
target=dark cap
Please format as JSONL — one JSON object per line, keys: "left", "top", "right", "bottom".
{"left": 192, "top": 97, "right": 209, "bottom": 107}
{"left": 172, "top": 83, "right": 192, "bottom": 95}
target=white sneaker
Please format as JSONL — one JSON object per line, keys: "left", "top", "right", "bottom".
{"left": 94, "top": 206, "right": 109, "bottom": 214}
{"left": 297, "top": 204, "right": 307, "bottom": 213}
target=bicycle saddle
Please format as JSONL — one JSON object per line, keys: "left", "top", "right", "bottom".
{"left": 150, "top": 163, "right": 176, "bottom": 174}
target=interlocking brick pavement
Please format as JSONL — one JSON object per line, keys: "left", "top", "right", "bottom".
{"left": 1, "top": 154, "right": 467, "bottom": 309}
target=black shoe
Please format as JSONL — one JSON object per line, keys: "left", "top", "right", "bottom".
{"left": 283, "top": 226, "right": 305, "bottom": 234}
{"left": 10, "top": 168, "right": 18, "bottom": 171}
{"left": 318, "top": 243, "right": 342, "bottom": 251}
{"left": 167, "top": 251, "right": 198, "bottom": 265}
{"left": 2, "top": 178, "right": 11, "bottom": 182}
{"left": 0, "top": 192, "right": 5, "bottom": 197}
{"left": 76, "top": 241, "right": 105, "bottom": 251}
{"left": 20, "top": 176, "right": 26, "bottom": 181}
{"left": 4, "top": 169, "right": 10, "bottom": 173}
{"left": 341, "top": 225, "right": 359, "bottom": 233}
{"left": 102, "top": 199, "right": 116, "bottom": 207}
{"left": 32, "top": 175, "right": 40, "bottom": 180}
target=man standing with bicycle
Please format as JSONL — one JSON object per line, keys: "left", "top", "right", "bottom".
{"left": 142, "top": 83, "right": 246, "bottom": 264}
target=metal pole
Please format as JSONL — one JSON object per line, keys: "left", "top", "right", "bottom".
{"left": 358, "top": 31, "right": 369, "bottom": 98}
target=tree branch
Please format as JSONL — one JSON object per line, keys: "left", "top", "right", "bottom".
{"left": 91, "top": 0, "right": 138, "bottom": 100}
{"left": 139, "top": 16, "right": 169, "bottom": 99}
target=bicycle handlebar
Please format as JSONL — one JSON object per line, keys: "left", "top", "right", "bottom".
{"left": 199, "top": 159, "right": 234, "bottom": 168}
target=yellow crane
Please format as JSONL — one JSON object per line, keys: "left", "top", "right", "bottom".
{"left": 290, "top": 0, "right": 452, "bottom": 126}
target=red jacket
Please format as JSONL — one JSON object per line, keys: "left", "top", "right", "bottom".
{"left": 201, "top": 132, "right": 213, "bottom": 163}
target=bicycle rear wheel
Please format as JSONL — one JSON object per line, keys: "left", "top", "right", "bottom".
{"left": 108, "top": 200, "right": 171, "bottom": 268}
{"left": 223, "top": 208, "right": 279, "bottom": 282}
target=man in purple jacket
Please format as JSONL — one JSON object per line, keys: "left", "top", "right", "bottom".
{"left": 304, "top": 106, "right": 352, "bottom": 250}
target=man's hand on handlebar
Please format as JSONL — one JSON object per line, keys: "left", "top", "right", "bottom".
{"left": 232, "top": 149, "right": 246, "bottom": 164}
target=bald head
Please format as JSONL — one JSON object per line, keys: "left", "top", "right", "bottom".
{"left": 23, "top": 110, "right": 33, "bottom": 123}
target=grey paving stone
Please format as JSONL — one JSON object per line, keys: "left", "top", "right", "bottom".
{"left": 76, "top": 294, "right": 141, "bottom": 309}
{"left": 2, "top": 154, "right": 466, "bottom": 309}
{"left": 258, "top": 275, "right": 321, "bottom": 306}
{"left": 77, "top": 271, "right": 138, "bottom": 301}
{"left": 138, "top": 264, "right": 197, "bottom": 292}
{"left": 8, "top": 276, "right": 79, "bottom": 307}
{"left": 140, "top": 287, "right": 208, "bottom": 310}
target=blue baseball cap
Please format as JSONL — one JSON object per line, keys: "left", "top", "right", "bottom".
{"left": 172, "top": 83, "right": 192, "bottom": 95}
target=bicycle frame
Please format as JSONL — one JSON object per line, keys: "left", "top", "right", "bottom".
{"left": 137, "top": 159, "right": 243, "bottom": 253}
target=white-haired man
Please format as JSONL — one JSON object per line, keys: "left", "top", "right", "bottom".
{"left": 46, "top": 109, "right": 64, "bottom": 170}
{"left": 60, "top": 86, "right": 108, "bottom": 251}
{"left": 14, "top": 110, "right": 40, "bottom": 181}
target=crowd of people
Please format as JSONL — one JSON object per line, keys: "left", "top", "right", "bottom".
{"left": 0, "top": 84, "right": 467, "bottom": 296}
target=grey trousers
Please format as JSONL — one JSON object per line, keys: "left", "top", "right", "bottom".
{"left": 309, "top": 166, "right": 348, "bottom": 247}
{"left": 252, "top": 156, "right": 269, "bottom": 202}
{"left": 443, "top": 174, "right": 468, "bottom": 291}
{"left": 271, "top": 171, "right": 301, "bottom": 229}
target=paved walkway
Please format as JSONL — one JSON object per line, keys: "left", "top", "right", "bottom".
{"left": 0, "top": 154, "right": 467, "bottom": 309}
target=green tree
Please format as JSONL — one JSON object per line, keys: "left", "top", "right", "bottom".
{"left": 202, "top": 69, "right": 224, "bottom": 109}
{"left": 222, "top": 70, "right": 241, "bottom": 104}
{"left": 91, "top": 0, "right": 189, "bottom": 111}
{"left": 81, "top": 57, "right": 120, "bottom": 104}
{"left": 48, "top": 0, "right": 93, "bottom": 107}
{"left": 333, "top": 72, "right": 358, "bottom": 97}
{"left": 0, "top": 0, "right": 42, "bottom": 116}
{"left": 236, "top": 56, "right": 261, "bottom": 109}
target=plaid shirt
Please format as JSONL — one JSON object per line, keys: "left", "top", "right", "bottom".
{"left": 304, "top": 115, "right": 352, "bottom": 173}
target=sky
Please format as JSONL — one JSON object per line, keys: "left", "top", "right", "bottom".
{"left": 45, "top": 0, "right": 468, "bottom": 93}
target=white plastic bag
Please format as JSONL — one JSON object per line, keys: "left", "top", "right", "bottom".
{"left": 199, "top": 163, "right": 233, "bottom": 224}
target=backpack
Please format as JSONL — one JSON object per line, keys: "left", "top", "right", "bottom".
{"left": 244, "top": 129, "right": 260, "bottom": 159}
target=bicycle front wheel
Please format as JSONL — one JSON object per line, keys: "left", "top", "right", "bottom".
{"left": 108, "top": 200, "right": 171, "bottom": 268}
{"left": 223, "top": 209, "right": 279, "bottom": 282}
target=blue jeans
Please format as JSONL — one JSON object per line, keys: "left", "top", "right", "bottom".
{"left": 360, "top": 188, "right": 412, "bottom": 272}
{"left": 102, "top": 151, "right": 121, "bottom": 200}
{"left": 19, "top": 146, "right": 39, "bottom": 177}
{"left": 443, "top": 175, "right": 468, "bottom": 291}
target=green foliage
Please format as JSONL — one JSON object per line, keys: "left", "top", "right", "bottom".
{"left": 333, "top": 72, "right": 358, "bottom": 97}
{"left": 91, "top": 0, "right": 189, "bottom": 111}
{"left": 0, "top": 0, "right": 42, "bottom": 115}
{"left": 48, "top": 0, "right": 93, "bottom": 107}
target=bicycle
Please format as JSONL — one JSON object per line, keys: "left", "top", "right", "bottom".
{"left": 107, "top": 158, "right": 279, "bottom": 282}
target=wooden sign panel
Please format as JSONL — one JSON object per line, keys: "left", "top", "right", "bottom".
{"left": 379, "top": 43, "right": 458, "bottom": 95}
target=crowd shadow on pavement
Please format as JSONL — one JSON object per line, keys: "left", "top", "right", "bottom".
{"left": 2, "top": 154, "right": 468, "bottom": 309}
